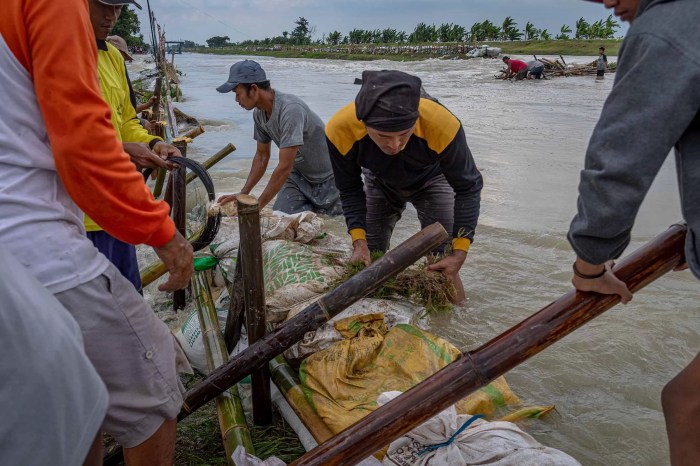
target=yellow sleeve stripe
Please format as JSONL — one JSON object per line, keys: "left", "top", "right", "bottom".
{"left": 412, "top": 99, "right": 461, "bottom": 154}
{"left": 350, "top": 228, "right": 367, "bottom": 243}
{"left": 325, "top": 102, "right": 368, "bottom": 156}
{"left": 452, "top": 237, "right": 471, "bottom": 253}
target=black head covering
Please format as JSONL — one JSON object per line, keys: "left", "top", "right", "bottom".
{"left": 355, "top": 70, "right": 421, "bottom": 132}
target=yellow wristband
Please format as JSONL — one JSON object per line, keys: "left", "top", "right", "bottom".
{"left": 451, "top": 237, "right": 471, "bottom": 253}
{"left": 349, "top": 228, "right": 366, "bottom": 243}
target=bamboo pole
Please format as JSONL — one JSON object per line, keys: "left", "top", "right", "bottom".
{"left": 224, "top": 249, "right": 244, "bottom": 352}
{"left": 269, "top": 355, "right": 334, "bottom": 443}
{"left": 182, "top": 124, "right": 205, "bottom": 140}
{"left": 237, "top": 194, "right": 272, "bottom": 426}
{"left": 179, "top": 222, "right": 449, "bottom": 420}
{"left": 186, "top": 143, "right": 236, "bottom": 184}
{"left": 193, "top": 271, "right": 255, "bottom": 463}
{"left": 290, "top": 223, "right": 688, "bottom": 466}
{"left": 140, "top": 260, "right": 168, "bottom": 288}
{"left": 172, "top": 140, "right": 188, "bottom": 310}
{"left": 152, "top": 168, "right": 167, "bottom": 198}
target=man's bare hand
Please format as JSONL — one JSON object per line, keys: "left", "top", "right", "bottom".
{"left": 152, "top": 141, "right": 181, "bottom": 166}
{"left": 350, "top": 239, "right": 371, "bottom": 267}
{"left": 217, "top": 193, "right": 242, "bottom": 205}
{"left": 427, "top": 250, "right": 467, "bottom": 304}
{"left": 154, "top": 231, "right": 193, "bottom": 292}
{"left": 571, "top": 259, "right": 633, "bottom": 304}
{"left": 123, "top": 142, "right": 170, "bottom": 171}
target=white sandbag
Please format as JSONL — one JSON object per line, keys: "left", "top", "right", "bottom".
{"left": 263, "top": 211, "right": 324, "bottom": 244}
{"left": 231, "top": 446, "right": 383, "bottom": 466}
{"left": 380, "top": 391, "right": 580, "bottom": 466}
{"left": 173, "top": 303, "right": 229, "bottom": 374}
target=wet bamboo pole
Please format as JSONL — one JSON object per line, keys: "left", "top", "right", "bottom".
{"left": 224, "top": 249, "right": 244, "bottom": 352}
{"left": 269, "top": 355, "right": 334, "bottom": 443}
{"left": 182, "top": 124, "right": 205, "bottom": 140}
{"left": 186, "top": 143, "right": 236, "bottom": 184}
{"left": 237, "top": 194, "right": 272, "bottom": 426}
{"left": 193, "top": 271, "right": 254, "bottom": 463}
{"left": 140, "top": 260, "right": 168, "bottom": 288}
{"left": 152, "top": 167, "right": 167, "bottom": 199}
{"left": 179, "top": 222, "right": 449, "bottom": 419}
{"left": 171, "top": 140, "right": 188, "bottom": 310}
{"left": 290, "top": 223, "right": 688, "bottom": 466}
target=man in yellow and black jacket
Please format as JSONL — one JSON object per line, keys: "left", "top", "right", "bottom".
{"left": 326, "top": 70, "right": 483, "bottom": 302}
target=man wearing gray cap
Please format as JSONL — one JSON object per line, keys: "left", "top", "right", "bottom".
{"left": 217, "top": 60, "right": 341, "bottom": 215}
{"left": 326, "top": 70, "right": 483, "bottom": 303}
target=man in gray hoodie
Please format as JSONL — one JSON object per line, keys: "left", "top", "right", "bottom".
{"left": 569, "top": 1, "right": 700, "bottom": 464}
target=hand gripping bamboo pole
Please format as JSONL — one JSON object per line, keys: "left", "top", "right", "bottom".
{"left": 290, "top": 223, "right": 687, "bottom": 466}
{"left": 179, "top": 222, "right": 449, "bottom": 419}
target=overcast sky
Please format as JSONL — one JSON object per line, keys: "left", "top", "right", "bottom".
{"left": 134, "top": 0, "right": 625, "bottom": 45}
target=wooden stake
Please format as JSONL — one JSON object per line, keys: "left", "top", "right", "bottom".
{"left": 237, "top": 194, "right": 272, "bottom": 426}
{"left": 290, "top": 223, "right": 687, "bottom": 466}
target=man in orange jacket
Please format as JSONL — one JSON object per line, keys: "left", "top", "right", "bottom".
{"left": 0, "top": 0, "right": 192, "bottom": 463}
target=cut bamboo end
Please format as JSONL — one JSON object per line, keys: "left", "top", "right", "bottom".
{"left": 235, "top": 194, "right": 258, "bottom": 208}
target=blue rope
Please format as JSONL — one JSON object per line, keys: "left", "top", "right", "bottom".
{"left": 417, "top": 414, "right": 485, "bottom": 456}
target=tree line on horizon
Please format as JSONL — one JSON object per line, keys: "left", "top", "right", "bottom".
{"left": 194, "top": 15, "right": 620, "bottom": 49}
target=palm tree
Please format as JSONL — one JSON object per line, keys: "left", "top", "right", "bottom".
{"left": 604, "top": 14, "right": 620, "bottom": 38}
{"left": 524, "top": 22, "right": 539, "bottom": 40}
{"left": 589, "top": 19, "right": 605, "bottom": 38}
{"left": 556, "top": 24, "right": 572, "bottom": 40}
{"left": 381, "top": 28, "right": 398, "bottom": 43}
{"left": 326, "top": 31, "right": 342, "bottom": 45}
{"left": 575, "top": 17, "right": 589, "bottom": 39}
{"left": 501, "top": 16, "right": 521, "bottom": 41}
{"left": 540, "top": 29, "right": 552, "bottom": 41}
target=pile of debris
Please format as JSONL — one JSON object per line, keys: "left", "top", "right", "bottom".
{"left": 537, "top": 56, "right": 616, "bottom": 77}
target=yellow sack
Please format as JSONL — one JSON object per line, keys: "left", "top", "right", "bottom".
{"left": 299, "top": 314, "right": 520, "bottom": 434}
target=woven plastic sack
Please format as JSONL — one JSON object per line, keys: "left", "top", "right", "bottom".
{"left": 300, "top": 320, "right": 519, "bottom": 435}
{"left": 380, "top": 391, "right": 580, "bottom": 466}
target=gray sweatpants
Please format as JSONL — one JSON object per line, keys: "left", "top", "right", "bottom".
{"left": 364, "top": 169, "right": 454, "bottom": 253}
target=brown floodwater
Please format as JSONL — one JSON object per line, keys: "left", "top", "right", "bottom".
{"left": 133, "top": 53, "right": 698, "bottom": 466}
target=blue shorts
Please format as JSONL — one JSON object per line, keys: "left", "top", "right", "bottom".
{"left": 87, "top": 230, "right": 142, "bottom": 292}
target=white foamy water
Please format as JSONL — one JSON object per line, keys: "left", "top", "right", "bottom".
{"left": 138, "top": 53, "right": 698, "bottom": 465}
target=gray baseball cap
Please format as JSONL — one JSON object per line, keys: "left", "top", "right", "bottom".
{"left": 216, "top": 60, "right": 267, "bottom": 93}
{"left": 98, "top": 0, "right": 142, "bottom": 10}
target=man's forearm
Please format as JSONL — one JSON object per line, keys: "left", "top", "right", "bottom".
{"left": 241, "top": 152, "right": 269, "bottom": 195}
{"left": 258, "top": 164, "right": 293, "bottom": 209}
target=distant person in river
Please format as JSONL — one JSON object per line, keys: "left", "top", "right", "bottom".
{"left": 106, "top": 34, "right": 156, "bottom": 129}
{"left": 526, "top": 60, "right": 546, "bottom": 80}
{"left": 596, "top": 46, "right": 609, "bottom": 80}
{"left": 326, "top": 70, "right": 483, "bottom": 304}
{"left": 501, "top": 56, "right": 529, "bottom": 80}
{"left": 216, "top": 60, "right": 342, "bottom": 215}
{"left": 570, "top": 0, "right": 700, "bottom": 465}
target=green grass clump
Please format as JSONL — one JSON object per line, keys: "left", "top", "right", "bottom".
{"left": 332, "top": 252, "right": 455, "bottom": 315}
